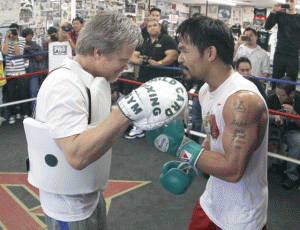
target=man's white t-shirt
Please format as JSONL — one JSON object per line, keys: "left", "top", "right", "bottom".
{"left": 36, "top": 58, "right": 100, "bottom": 221}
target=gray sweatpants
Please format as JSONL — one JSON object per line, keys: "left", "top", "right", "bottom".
{"left": 44, "top": 193, "right": 107, "bottom": 230}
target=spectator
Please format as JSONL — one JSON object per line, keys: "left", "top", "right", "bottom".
{"left": 2, "top": 23, "right": 29, "bottom": 124}
{"left": 131, "top": 19, "right": 178, "bottom": 83}
{"left": 127, "top": 19, "right": 178, "bottom": 139}
{"left": 42, "top": 27, "right": 58, "bottom": 82}
{"left": 141, "top": 7, "right": 168, "bottom": 39}
{"left": 22, "top": 28, "right": 44, "bottom": 115}
{"left": 267, "top": 76, "right": 300, "bottom": 190}
{"left": 68, "top": 17, "right": 84, "bottom": 52}
{"left": 265, "top": 1, "right": 300, "bottom": 89}
{"left": 234, "top": 27, "right": 270, "bottom": 82}
{"left": 0, "top": 50, "right": 6, "bottom": 125}
{"left": 235, "top": 57, "right": 268, "bottom": 100}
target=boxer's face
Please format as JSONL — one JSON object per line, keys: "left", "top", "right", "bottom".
{"left": 178, "top": 38, "right": 209, "bottom": 82}
{"left": 95, "top": 44, "right": 135, "bottom": 82}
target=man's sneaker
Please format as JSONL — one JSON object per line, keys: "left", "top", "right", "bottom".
{"left": 9, "top": 116, "right": 16, "bottom": 124}
{"left": 23, "top": 115, "right": 29, "bottom": 119}
{"left": 282, "top": 177, "right": 297, "bottom": 190}
{"left": 125, "top": 126, "right": 145, "bottom": 139}
{"left": 16, "top": 114, "right": 22, "bottom": 119}
{"left": 0, "top": 116, "right": 6, "bottom": 122}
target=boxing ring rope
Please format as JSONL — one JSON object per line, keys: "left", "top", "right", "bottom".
{"left": 1, "top": 54, "right": 300, "bottom": 166}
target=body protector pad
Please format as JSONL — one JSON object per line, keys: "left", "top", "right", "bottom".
{"left": 24, "top": 63, "right": 112, "bottom": 195}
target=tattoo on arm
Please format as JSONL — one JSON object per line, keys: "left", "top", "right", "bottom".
{"left": 230, "top": 101, "right": 247, "bottom": 149}
{"left": 234, "top": 101, "right": 246, "bottom": 113}
{"left": 231, "top": 128, "right": 246, "bottom": 149}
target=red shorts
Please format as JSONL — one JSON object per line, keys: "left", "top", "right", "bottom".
{"left": 188, "top": 201, "right": 267, "bottom": 230}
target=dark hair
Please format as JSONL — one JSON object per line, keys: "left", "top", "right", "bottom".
{"left": 192, "top": 13, "right": 202, "bottom": 18}
{"left": 276, "top": 76, "right": 296, "bottom": 95}
{"left": 243, "top": 27, "right": 257, "bottom": 36}
{"left": 47, "top": 27, "right": 58, "bottom": 35}
{"left": 177, "top": 16, "right": 234, "bottom": 65}
{"left": 150, "top": 7, "right": 161, "bottom": 15}
{"left": 235, "top": 57, "right": 252, "bottom": 70}
{"left": 73, "top": 16, "right": 84, "bottom": 24}
{"left": 22, "top": 28, "right": 34, "bottom": 38}
{"left": 9, "top": 23, "right": 19, "bottom": 30}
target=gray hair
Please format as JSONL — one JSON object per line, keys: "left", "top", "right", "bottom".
{"left": 76, "top": 11, "right": 143, "bottom": 56}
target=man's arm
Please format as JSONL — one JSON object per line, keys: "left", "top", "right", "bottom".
{"left": 129, "top": 50, "right": 143, "bottom": 65}
{"left": 149, "top": 49, "right": 178, "bottom": 66}
{"left": 265, "top": 4, "right": 282, "bottom": 30}
{"left": 282, "top": 104, "right": 300, "bottom": 127}
{"left": 196, "top": 91, "right": 268, "bottom": 182}
{"left": 233, "top": 36, "right": 244, "bottom": 59}
{"left": 2, "top": 31, "right": 11, "bottom": 55}
{"left": 55, "top": 106, "right": 131, "bottom": 170}
{"left": 201, "top": 136, "right": 210, "bottom": 150}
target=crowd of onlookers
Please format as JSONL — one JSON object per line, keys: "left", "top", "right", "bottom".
{"left": 0, "top": 6, "right": 299, "bottom": 190}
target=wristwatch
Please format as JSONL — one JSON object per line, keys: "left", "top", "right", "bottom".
{"left": 158, "top": 61, "right": 162, "bottom": 66}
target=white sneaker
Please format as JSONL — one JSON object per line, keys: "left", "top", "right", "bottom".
{"left": 23, "top": 115, "right": 29, "bottom": 119}
{"left": 125, "top": 126, "right": 145, "bottom": 139}
{"left": 9, "top": 116, "right": 16, "bottom": 124}
{"left": 16, "top": 114, "right": 22, "bottom": 119}
{"left": 0, "top": 116, "right": 6, "bottom": 122}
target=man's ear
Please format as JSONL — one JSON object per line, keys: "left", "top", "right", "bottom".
{"left": 205, "top": 46, "right": 217, "bottom": 62}
{"left": 94, "top": 48, "right": 101, "bottom": 59}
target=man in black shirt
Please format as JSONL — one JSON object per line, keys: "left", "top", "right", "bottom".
{"left": 265, "top": 0, "right": 300, "bottom": 88}
{"left": 267, "top": 76, "right": 300, "bottom": 190}
{"left": 131, "top": 19, "right": 178, "bottom": 83}
{"left": 127, "top": 19, "right": 178, "bottom": 139}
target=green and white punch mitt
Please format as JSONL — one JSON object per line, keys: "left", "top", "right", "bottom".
{"left": 118, "top": 77, "right": 188, "bottom": 130}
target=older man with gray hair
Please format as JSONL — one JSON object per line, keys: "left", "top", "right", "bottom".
{"left": 25, "top": 12, "right": 142, "bottom": 230}
{"left": 24, "top": 11, "right": 188, "bottom": 230}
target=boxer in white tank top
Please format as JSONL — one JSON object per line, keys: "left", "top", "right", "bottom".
{"left": 177, "top": 16, "right": 268, "bottom": 230}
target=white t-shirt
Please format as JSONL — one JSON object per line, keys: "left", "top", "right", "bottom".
{"left": 199, "top": 72, "right": 268, "bottom": 230}
{"left": 36, "top": 58, "right": 100, "bottom": 222}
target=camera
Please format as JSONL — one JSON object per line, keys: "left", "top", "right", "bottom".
{"left": 50, "top": 34, "right": 58, "bottom": 41}
{"left": 142, "top": 56, "right": 150, "bottom": 65}
{"left": 241, "top": 36, "right": 251, "bottom": 41}
{"left": 10, "top": 28, "right": 18, "bottom": 36}
{"left": 281, "top": 4, "right": 290, "bottom": 9}
{"left": 62, "top": 24, "right": 72, "bottom": 32}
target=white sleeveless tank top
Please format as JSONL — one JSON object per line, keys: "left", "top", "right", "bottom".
{"left": 199, "top": 72, "right": 268, "bottom": 230}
